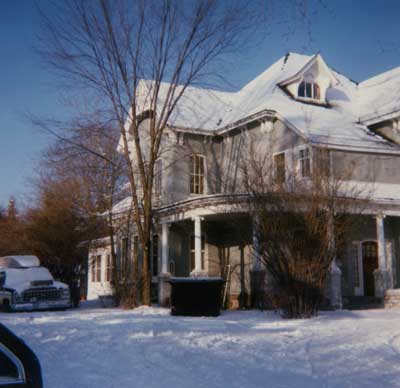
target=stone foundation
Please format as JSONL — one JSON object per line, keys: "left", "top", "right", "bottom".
{"left": 384, "top": 289, "right": 400, "bottom": 308}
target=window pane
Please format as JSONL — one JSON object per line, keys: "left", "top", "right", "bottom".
{"left": 299, "top": 148, "right": 311, "bottom": 177}
{"left": 298, "top": 82, "right": 305, "bottom": 97}
{"left": 305, "top": 82, "right": 312, "bottom": 98}
{"left": 190, "top": 155, "right": 205, "bottom": 194}
{"left": 313, "top": 83, "right": 320, "bottom": 99}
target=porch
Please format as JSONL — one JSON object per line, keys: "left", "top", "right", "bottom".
{"left": 156, "top": 212, "right": 260, "bottom": 309}
{"left": 155, "top": 196, "right": 400, "bottom": 309}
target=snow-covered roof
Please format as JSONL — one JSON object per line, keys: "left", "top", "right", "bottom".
{"left": 131, "top": 52, "right": 400, "bottom": 154}
{"left": 358, "top": 66, "right": 400, "bottom": 124}
{"left": 3, "top": 267, "right": 56, "bottom": 293}
{"left": 0, "top": 255, "right": 40, "bottom": 268}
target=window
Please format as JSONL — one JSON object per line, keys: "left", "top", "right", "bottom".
{"left": 190, "top": 155, "right": 205, "bottom": 194}
{"left": 91, "top": 255, "right": 101, "bottom": 283}
{"left": 105, "top": 254, "right": 113, "bottom": 282}
{"left": 152, "top": 235, "right": 159, "bottom": 277}
{"left": 315, "top": 149, "right": 331, "bottom": 177}
{"left": 155, "top": 159, "right": 162, "bottom": 197}
{"left": 298, "top": 76, "right": 320, "bottom": 100}
{"left": 299, "top": 147, "right": 311, "bottom": 178}
{"left": 274, "top": 153, "right": 286, "bottom": 184}
{"left": 190, "top": 235, "right": 205, "bottom": 271}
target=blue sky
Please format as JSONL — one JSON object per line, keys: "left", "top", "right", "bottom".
{"left": 1, "top": 0, "right": 400, "bottom": 207}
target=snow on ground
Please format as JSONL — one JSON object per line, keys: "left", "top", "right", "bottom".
{"left": 2, "top": 304, "right": 400, "bottom": 388}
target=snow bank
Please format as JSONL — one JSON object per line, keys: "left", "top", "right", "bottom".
{"left": 2, "top": 304, "right": 400, "bottom": 387}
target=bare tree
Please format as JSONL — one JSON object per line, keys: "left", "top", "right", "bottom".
{"left": 37, "top": 0, "right": 268, "bottom": 305}
{"left": 32, "top": 116, "right": 137, "bottom": 304}
{"left": 241, "top": 138, "right": 367, "bottom": 318}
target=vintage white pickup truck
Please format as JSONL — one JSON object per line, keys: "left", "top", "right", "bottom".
{"left": 0, "top": 255, "right": 70, "bottom": 311}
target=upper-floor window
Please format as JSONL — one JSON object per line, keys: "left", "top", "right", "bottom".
{"left": 155, "top": 159, "right": 162, "bottom": 197}
{"left": 273, "top": 152, "right": 286, "bottom": 184}
{"left": 298, "top": 76, "right": 320, "bottom": 100}
{"left": 190, "top": 155, "right": 205, "bottom": 194}
{"left": 91, "top": 255, "right": 101, "bottom": 283}
{"left": 299, "top": 147, "right": 311, "bottom": 178}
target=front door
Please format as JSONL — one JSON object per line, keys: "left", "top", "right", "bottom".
{"left": 362, "top": 241, "right": 378, "bottom": 297}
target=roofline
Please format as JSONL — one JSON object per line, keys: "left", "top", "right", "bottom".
{"left": 171, "top": 109, "right": 277, "bottom": 136}
{"left": 171, "top": 109, "right": 400, "bottom": 155}
{"left": 278, "top": 53, "right": 340, "bottom": 87}
{"left": 360, "top": 109, "right": 400, "bottom": 126}
{"left": 309, "top": 141, "right": 400, "bottom": 155}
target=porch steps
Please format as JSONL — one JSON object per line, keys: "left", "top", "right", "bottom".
{"left": 343, "top": 296, "right": 383, "bottom": 310}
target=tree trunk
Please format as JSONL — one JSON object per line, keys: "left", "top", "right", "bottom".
{"left": 141, "top": 245, "right": 151, "bottom": 305}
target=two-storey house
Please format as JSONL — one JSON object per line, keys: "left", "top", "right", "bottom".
{"left": 88, "top": 52, "right": 400, "bottom": 309}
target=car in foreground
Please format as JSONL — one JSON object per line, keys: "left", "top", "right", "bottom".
{"left": 0, "top": 323, "right": 42, "bottom": 387}
{"left": 0, "top": 255, "right": 70, "bottom": 312}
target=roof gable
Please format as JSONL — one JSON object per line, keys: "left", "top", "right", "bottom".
{"left": 278, "top": 54, "right": 339, "bottom": 88}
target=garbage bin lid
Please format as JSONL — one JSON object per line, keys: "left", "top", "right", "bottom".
{"left": 169, "top": 276, "right": 224, "bottom": 283}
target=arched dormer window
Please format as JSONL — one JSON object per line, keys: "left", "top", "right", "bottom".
{"left": 298, "top": 75, "right": 320, "bottom": 100}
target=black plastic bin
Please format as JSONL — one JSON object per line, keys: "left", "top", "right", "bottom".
{"left": 169, "top": 277, "right": 225, "bottom": 317}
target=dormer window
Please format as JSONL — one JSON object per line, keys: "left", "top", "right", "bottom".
{"left": 298, "top": 75, "right": 320, "bottom": 100}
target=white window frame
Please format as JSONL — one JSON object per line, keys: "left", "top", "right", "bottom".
{"left": 298, "top": 145, "right": 312, "bottom": 178}
{"left": 91, "top": 255, "right": 102, "bottom": 283}
{"left": 105, "top": 254, "right": 113, "bottom": 283}
{"left": 190, "top": 154, "right": 206, "bottom": 195}
{"left": 298, "top": 75, "right": 321, "bottom": 100}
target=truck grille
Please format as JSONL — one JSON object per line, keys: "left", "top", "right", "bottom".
{"left": 22, "top": 287, "right": 62, "bottom": 302}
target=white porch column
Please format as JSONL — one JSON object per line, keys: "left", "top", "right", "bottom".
{"left": 374, "top": 213, "right": 390, "bottom": 298}
{"left": 161, "top": 222, "right": 170, "bottom": 274}
{"left": 159, "top": 222, "right": 171, "bottom": 306}
{"left": 191, "top": 216, "right": 206, "bottom": 277}
{"left": 376, "top": 214, "right": 387, "bottom": 270}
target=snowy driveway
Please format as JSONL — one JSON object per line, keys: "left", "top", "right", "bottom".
{"left": 1, "top": 304, "right": 400, "bottom": 388}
